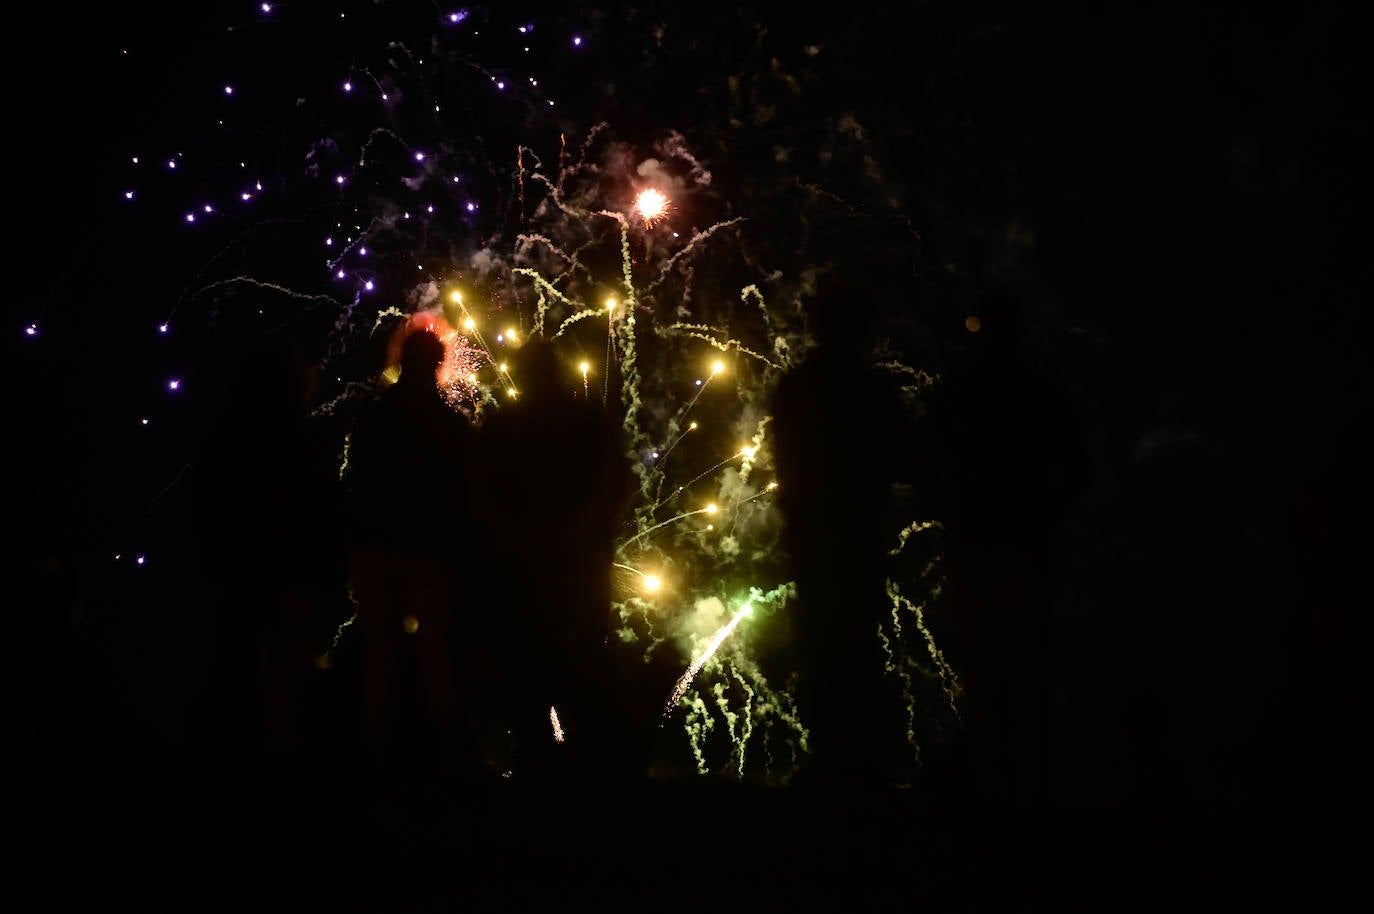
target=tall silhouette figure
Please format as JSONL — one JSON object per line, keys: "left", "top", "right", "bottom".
{"left": 191, "top": 330, "right": 337, "bottom": 758}
{"left": 918, "top": 291, "right": 1088, "bottom": 811}
{"left": 346, "top": 328, "right": 476, "bottom": 774}
{"left": 771, "top": 286, "right": 912, "bottom": 787}
{"left": 475, "top": 337, "right": 634, "bottom": 781}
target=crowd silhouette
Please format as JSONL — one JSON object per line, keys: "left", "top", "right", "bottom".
{"left": 173, "top": 314, "right": 1012, "bottom": 796}
{"left": 12, "top": 301, "right": 1366, "bottom": 910}
{"left": 174, "top": 300, "right": 1093, "bottom": 801}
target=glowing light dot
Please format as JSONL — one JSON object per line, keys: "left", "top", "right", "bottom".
{"left": 518, "top": 26, "right": 527, "bottom": 33}
{"left": 359, "top": 247, "right": 367, "bottom": 255}
{"left": 467, "top": 373, "right": 477, "bottom": 383}
{"left": 573, "top": 36, "right": 582, "bottom": 46}
{"left": 402, "top": 615, "right": 420, "bottom": 634}
{"left": 337, "top": 270, "right": 346, "bottom": 278}
{"left": 496, "top": 333, "right": 504, "bottom": 343}
{"left": 643, "top": 574, "right": 662, "bottom": 593}
{"left": 343, "top": 81, "right": 352, "bottom": 92}
{"left": 498, "top": 362, "right": 508, "bottom": 372}
{"left": 740, "top": 446, "right": 757, "bottom": 458}
{"left": 704, "top": 503, "right": 718, "bottom": 515}
{"left": 449, "top": 12, "right": 462, "bottom": 23}
{"left": 496, "top": 81, "right": 505, "bottom": 90}
{"left": 25, "top": 324, "right": 37, "bottom": 336}
{"left": 335, "top": 175, "right": 345, "bottom": 185}
{"left": 203, "top": 204, "right": 213, "bottom": 213}
{"left": 695, "top": 379, "right": 702, "bottom": 386}
{"left": 689, "top": 421, "right": 699, "bottom": 430}
{"left": 427, "top": 205, "right": 434, "bottom": 213}
{"left": 767, "top": 481, "right": 779, "bottom": 490}
{"left": 168, "top": 379, "right": 180, "bottom": 390}
{"left": 136, "top": 556, "right": 145, "bottom": 565}
{"left": 464, "top": 318, "right": 475, "bottom": 331}
{"left": 131, "top": 156, "right": 139, "bottom": 164}
{"left": 241, "top": 193, "right": 250, "bottom": 200}
{"left": 224, "top": 85, "right": 233, "bottom": 94}
{"left": 965, "top": 315, "right": 982, "bottom": 333}
{"left": 606, "top": 297, "right": 617, "bottom": 312}
{"left": 506, "top": 327, "right": 517, "bottom": 341}
{"left": 255, "top": 182, "right": 262, "bottom": 191}
{"left": 158, "top": 323, "right": 169, "bottom": 333}
{"left": 415, "top": 151, "right": 425, "bottom": 161}
{"left": 261, "top": 3, "right": 271, "bottom": 11}
{"left": 141, "top": 418, "right": 149, "bottom": 426}
{"left": 185, "top": 213, "right": 195, "bottom": 222}
{"left": 168, "top": 160, "right": 176, "bottom": 169}
{"left": 465, "top": 201, "right": 476, "bottom": 212}
{"left": 450, "top": 291, "right": 462, "bottom": 304}
{"left": 579, "top": 361, "right": 590, "bottom": 376}
{"left": 711, "top": 360, "right": 725, "bottom": 375}
{"left": 381, "top": 93, "right": 389, "bottom": 101}
{"left": 325, "top": 238, "right": 332, "bottom": 246}
{"left": 507, "top": 388, "right": 517, "bottom": 398}
{"left": 364, "top": 280, "right": 374, "bottom": 291}
{"left": 124, "top": 190, "right": 134, "bottom": 200}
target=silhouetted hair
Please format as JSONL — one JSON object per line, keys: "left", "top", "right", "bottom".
{"left": 509, "top": 337, "right": 564, "bottom": 401}
{"left": 400, "top": 329, "right": 445, "bottom": 378}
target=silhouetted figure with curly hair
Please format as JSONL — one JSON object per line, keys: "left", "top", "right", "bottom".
{"left": 346, "top": 328, "right": 477, "bottom": 776}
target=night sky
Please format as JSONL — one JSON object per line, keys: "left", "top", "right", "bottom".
{"left": 7, "top": 1, "right": 1371, "bottom": 909}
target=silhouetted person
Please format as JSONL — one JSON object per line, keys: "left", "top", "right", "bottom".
{"left": 192, "top": 331, "right": 339, "bottom": 758}
{"left": 771, "top": 288, "right": 913, "bottom": 788}
{"left": 917, "top": 291, "right": 1089, "bottom": 812}
{"left": 346, "top": 328, "right": 477, "bottom": 775}
{"left": 474, "top": 337, "right": 633, "bottom": 781}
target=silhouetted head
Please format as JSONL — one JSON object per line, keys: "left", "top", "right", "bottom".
{"left": 399, "top": 329, "right": 445, "bottom": 382}
{"left": 508, "top": 336, "right": 566, "bottom": 402}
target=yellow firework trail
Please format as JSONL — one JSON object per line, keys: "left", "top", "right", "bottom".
{"left": 662, "top": 603, "right": 753, "bottom": 721}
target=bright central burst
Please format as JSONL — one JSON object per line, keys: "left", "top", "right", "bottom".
{"left": 634, "top": 188, "right": 669, "bottom": 225}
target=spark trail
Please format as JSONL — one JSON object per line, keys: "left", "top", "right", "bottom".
{"left": 662, "top": 603, "right": 753, "bottom": 723}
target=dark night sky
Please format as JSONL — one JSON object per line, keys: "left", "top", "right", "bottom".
{"left": 14, "top": 1, "right": 1370, "bottom": 531}
{"left": 6, "top": 1, "right": 1372, "bottom": 908}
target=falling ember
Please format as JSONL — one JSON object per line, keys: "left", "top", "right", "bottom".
{"left": 550, "top": 706, "right": 565, "bottom": 743}
{"left": 633, "top": 188, "right": 669, "bottom": 226}
{"left": 662, "top": 603, "right": 753, "bottom": 722}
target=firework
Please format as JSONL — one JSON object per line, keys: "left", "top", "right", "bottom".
{"left": 633, "top": 188, "right": 670, "bottom": 226}
{"left": 662, "top": 602, "right": 753, "bottom": 721}
{"left": 114, "top": 3, "right": 957, "bottom": 782}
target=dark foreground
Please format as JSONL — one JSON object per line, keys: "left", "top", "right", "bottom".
{"left": 7, "top": 739, "right": 1364, "bottom": 912}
